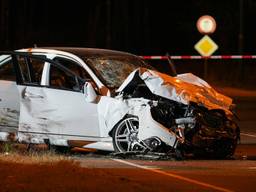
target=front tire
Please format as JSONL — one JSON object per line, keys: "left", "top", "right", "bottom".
{"left": 112, "top": 116, "right": 147, "bottom": 153}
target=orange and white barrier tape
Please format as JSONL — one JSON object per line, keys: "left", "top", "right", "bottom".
{"left": 141, "top": 55, "right": 256, "bottom": 60}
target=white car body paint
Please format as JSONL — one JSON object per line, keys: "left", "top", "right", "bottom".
{"left": 97, "top": 96, "right": 129, "bottom": 137}
{"left": 0, "top": 132, "right": 9, "bottom": 141}
{"left": 136, "top": 104, "right": 177, "bottom": 147}
{"left": 0, "top": 48, "right": 236, "bottom": 153}
{"left": 18, "top": 85, "right": 100, "bottom": 139}
{"left": 84, "top": 141, "right": 114, "bottom": 151}
{"left": 98, "top": 96, "right": 177, "bottom": 147}
{"left": 0, "top": 81, "right": 20, "bottom": 132}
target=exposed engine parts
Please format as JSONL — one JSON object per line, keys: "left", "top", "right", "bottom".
{"left": 119, "top": 78, "right": 240, "bottom": 159}
{"left": 148, "top": 98, "right": 240, "bottom": 158}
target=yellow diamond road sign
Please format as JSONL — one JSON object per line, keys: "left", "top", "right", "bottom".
{"left": 194, "top": 35, "right": 218, "bottom": 56}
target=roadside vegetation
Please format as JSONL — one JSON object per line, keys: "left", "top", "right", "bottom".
{"left": 0, "top": 141, "right": 136, "bottom": 192}
{"left": 0, "top": 142, "right": 71, "bottom": 164}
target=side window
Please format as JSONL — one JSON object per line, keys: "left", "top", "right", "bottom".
{"left": 53, "top": 57, "right": 91, "bottom": 81}
{"left": 49, "top": 57, "right": 93, "bottom": 91}
{"left": 50, "top": 64, "right": 80, "bottom": 91}
{"left": 17, "top": 55, "right": 45, "bottom": 85}
{"left": 0, "top": 57, "right": 16, "bottom": 81}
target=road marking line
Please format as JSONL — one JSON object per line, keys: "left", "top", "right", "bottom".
{"left": 249, "top": 167, "right": 256, "bottom": 170}
{"left": 112, "top": 158, "right": 233, "bottom": 192}
{"left": 241, "top": 132, "right": 256, "bottom": 138}
{"left": 143, "top": 166, "right": 162, "bottom": 170}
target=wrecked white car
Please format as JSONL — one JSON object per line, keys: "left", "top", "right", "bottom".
{"left": 0, "top": 48, "right": 239, "bottom": 158}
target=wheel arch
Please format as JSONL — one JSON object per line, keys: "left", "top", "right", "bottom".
{"left": 108, "top": 114, "right": 138, "bottom": 137}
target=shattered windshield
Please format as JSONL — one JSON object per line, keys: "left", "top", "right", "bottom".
{"left": 85, "top": 56, "right": 152, "bottom": 89}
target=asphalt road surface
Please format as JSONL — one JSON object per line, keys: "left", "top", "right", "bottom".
{"left": 1, "top": 89, "right": 255, "bottom": 192}
{"left": 72, "top": 95, "right": 256, "bottom": 192}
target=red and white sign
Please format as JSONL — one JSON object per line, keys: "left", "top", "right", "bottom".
{"left": 196, "top": 15, "right": 216, "bottom": 34}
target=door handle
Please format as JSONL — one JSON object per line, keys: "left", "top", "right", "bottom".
{"left": 25, "top": 92, "right": 44, "bottom": 98}
{"left": 21, "top": 88, "right": 44, "bottom": 99}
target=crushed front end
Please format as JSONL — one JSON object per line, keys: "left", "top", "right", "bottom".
{"left": 115, "top": 68, "right": 240, "bottom": 159}
{"left": 150, "top": 99, "right": 239, "bottom": 158}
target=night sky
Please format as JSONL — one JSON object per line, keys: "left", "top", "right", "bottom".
{"left": 0, "top": 0, "right": 255, "bottom": 55}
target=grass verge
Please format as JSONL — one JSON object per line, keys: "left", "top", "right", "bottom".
{"left": 0, "top": 142, "right": 72, "bottom": 164}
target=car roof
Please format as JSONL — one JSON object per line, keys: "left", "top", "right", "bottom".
{"left": 30, "top": 47, "right": 140, "bottom": 58}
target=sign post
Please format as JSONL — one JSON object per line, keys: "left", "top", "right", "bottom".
{"left": 195, "top": 15, "right": 218, "bottom": 79}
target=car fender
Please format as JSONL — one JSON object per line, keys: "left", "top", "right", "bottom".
{"left": 135, "top": 104, "right": 177, "bottom": 148}
{"left": 97, "top": 96, "right": 129, "bottom": 137}
{"left": 98, "top": 96, "right": 177, "bottom": 148}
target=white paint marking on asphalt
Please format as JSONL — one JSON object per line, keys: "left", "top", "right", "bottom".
{"left": 249, "top": 167, "right": 256, "bottom": 170}
{"left": 112, "top": 158, "right": 234, "bottom": 192}
{"left": 240, "top": 132, "right": 256, "bottom": 138}
{"left": 143, "top": 166, "right": 162, "bottom": 170}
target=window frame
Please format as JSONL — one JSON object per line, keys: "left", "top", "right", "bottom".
{"left": 49, "top": 62, "right": 83, "bottom": 92}
{"left": 0, "top": 51, "right": 87, "bottom": 93}
{"left": 53, "top": 56, "right": 92, "bottom": 82}
{"left": 48, "top": 55, "right": 98, "bottom": 92}
{"left": 0, "top": 56, "right": 17, "bottom": 82}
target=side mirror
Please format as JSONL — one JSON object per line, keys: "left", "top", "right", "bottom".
{"left": 83, "top": 82, "right": 97, "bottom": 102}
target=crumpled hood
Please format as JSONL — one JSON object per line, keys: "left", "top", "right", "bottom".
{"left": 117, "top": 68, "right": 233, "bottom": 113}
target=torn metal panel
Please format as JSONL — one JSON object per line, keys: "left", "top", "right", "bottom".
{"left": 177, "top": 73, "right": 211, "bottom": 88}
{"left": 98, "top": 96, "right": 177, "bottom": 149}
{"left": 117, "top": 68, "right": 232, "bottom": 114}
{"left": 176, "top": 73, "right": 233, "bottom": 110}
{"left": 134, "top": 103, "right": 177, "bottom": 147}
